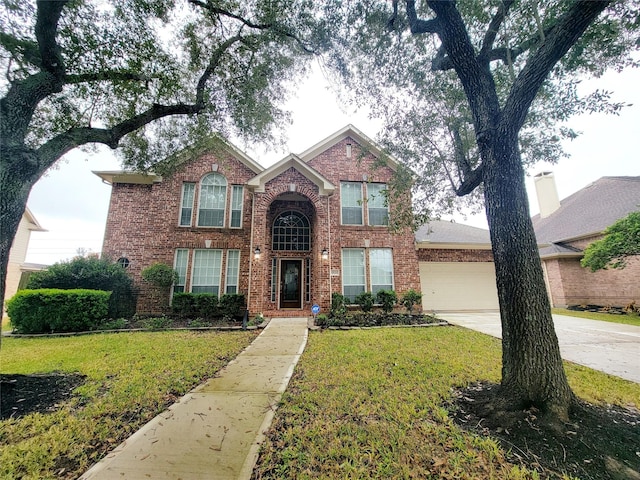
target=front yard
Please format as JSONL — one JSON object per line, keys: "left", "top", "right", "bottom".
{"left": 1, "top": 325, "right": 639, "bottom": 479}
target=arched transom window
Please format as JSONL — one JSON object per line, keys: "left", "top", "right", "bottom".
{"left": 272, "top": 210, "right": 310, "bottom": 251}
{"left": 198, "top": 173, "right": 227, "bottom": 227}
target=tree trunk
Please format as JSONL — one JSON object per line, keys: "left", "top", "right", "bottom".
{"left": 483, "top": 134, "right": 574, "bottom": 420}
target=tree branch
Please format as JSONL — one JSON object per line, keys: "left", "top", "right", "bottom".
{"left": 503, "top": 0, "right": 610, "bottom": 136}
{"left": 455, "top": 163, "right": 485, "bottom": 196}
{"left": 35, "top": 0, "right": 67, "bottom": 76}
{"left": 64, "top": 71, "right": 153, "bottom": 84}
{"left": 406, "top": 0, "right": 439, "bottom": 34}
{"left": 478, "top": 1, "right": 516, "bottom": 61}
{"left": 188, "top": 0, "right": 316, "bottom": 53}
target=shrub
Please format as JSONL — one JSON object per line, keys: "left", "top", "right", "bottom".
{"left": 355, "top": 292, "right": 375, "bottom": 312}
{"left": 193, "top": 293, "right": 219, "bottom": 318}
{"left": 376, "top": 289, "right": 397, "bottom": 313}
{"left": 330, "top": 292, "right": 347, "bottom": 318}
{"left": 315, "top": 313, "right": 328, "bottom": 326}
{"left": 171, "top": 293, "right": 196, "bottom": 317}
{"left": 6, "top": 289, "right": 110, "bottom": 333}
{"left": 401, "top": 289, "right": 422, "bottom": 314}
{"left": 26, "top": 256, "right": 135, "bottom": 318}
{"left": 141, "top": 316, "right": 174, "bottom": 330}
{"left": 141, "top": 263, "right": 179, "bottom": 288}
{"left": 219, "top": 294, "right": 246, "bottom": 318}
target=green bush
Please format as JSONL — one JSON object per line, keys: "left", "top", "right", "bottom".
{"left": 401, "top": 289, "right": 422, "bottom": 314}
{"left": 6, "top": 289, "right": 110, "bottom": 334}
{"left": 26, "top": 256, "right": 135, "bottom": 318}
{"left": 141, "top": 263, "right": 179, "bottom": 288}
{"left": 219, "top": 294, "right": 246, "bottom": 318}
{"left": 171, "top": 293, "right": 196, "bottom": 317}
{"left": 355, "top": 292, "right": 375, "bottom": 312}
{"left": 330, "top": 292, "right": 347, "bottom": 318}
{"left": 376, "top": 289, "right": 397, "bottom": 313}
{"left": 193, "top": 293, "right": 219, "bottom": 318}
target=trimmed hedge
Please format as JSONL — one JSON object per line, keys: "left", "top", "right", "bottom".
{"left": 171, "top": 293, "right": 246, "bottom": 319}
{"left": 6, "top": 289, "right": 111, "bottom": 334}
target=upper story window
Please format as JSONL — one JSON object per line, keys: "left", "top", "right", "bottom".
{"left": 179, "top": 183, "right": 195, "bottom": 226}
{"left": 230, "top": 185, "right": 243, "bottom": 228}
{"left": 198, "top": 173, "right": 227, "bottom": 227}
{"left": 272, "top": 210, "right": 310, "bottom": 251}
{"left": 341, "top": 182, "right": 363, "bottom": 225}
{"left": 367, "top": 183, "right": 389, "bottom": 226}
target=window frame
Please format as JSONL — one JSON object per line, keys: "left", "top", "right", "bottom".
{"left": 366, "top": 183, "right": 389, "bottom": 227}
{"left": 179, "top": 182, "right": 196, "bottom": 227}
{"left": 230, "top": 185, "right": 244, "bottom": 229}
{"left": 369, "top": 248, "right": 394, "bottom": 295}
{"left": 173, "top": 249, "right": 190, "bottom": 294}
{"left": 340, "top": 181, "right": 364, "bottom": 225}
{"left": 225, "top": 249, "right": 241, "bottom": 294}
{"left": 191, "top": 249, "right": 223, "bottom": 294}
{"left": 341, "top": 248, "right": 366, "bottom": 303}
{"left": 197, "top": 173, "right": 228, "bottom": 228}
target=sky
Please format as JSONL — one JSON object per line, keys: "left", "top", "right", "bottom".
{"left": 24, "top": 64, "right": 640, "bottom": 266}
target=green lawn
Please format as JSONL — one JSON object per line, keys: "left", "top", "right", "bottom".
{"left": 0, "top": 330, "right": 258, "bottom": 480}
{"left": 553, "top": 307, "right": 640, "bottom": 327}
{"left": 254, "top": 327, "right": 640, "bottom": 479}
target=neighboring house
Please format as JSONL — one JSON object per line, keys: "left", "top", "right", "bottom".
{"left": 532, "top": 173, "right": 640, "bottom": 308}
{"left": 95, "top": 125, "right": 424, "bottom": 317}
{"left": 415, "top": 220, "right": 499, "bottom": 311}
{"left": 4, "top": 207, "right": 47, "bottom": 314}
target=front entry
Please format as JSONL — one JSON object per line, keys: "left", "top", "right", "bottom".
{"left": 280, "top": 259, "right": 302, "bottom": 309}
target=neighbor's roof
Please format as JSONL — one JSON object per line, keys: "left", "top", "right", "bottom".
{"left": 532, "top": 176, "right": 640, "bottom": 245}
{"left": 415, "top": 220, "right": 492, "bottom": 249}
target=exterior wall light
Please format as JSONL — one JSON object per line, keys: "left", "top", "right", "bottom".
{"left": 321, "top": 248, "right": 329, "bottom": 260}
{"left": 254, "top": 247, "right": 261, "bottom": 259}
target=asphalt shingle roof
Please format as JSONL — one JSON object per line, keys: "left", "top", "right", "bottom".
{"left": 415, "top": 220, "right": 491, "bottom": 245}
{"left": 532, "top": 176, "right": 640, "bottom": 244}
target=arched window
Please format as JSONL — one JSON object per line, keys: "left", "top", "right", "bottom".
{"left": 272, "top": 210, "right": 310, "bottom": 251}
{"left": 198, "top": 173, "right": 227, "bottom": 227}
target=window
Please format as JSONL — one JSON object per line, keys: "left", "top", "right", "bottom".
{"left": 369, "top": 248, "right": 393, "bottom": 294}
{"left": 367, "top": 183, "right": 389, "bottom": 226}
{"left": 270, "top": 258, "right": 278, "bottom": 302}
{"left": 173, "top": 249, "right": 189, "bottom": 293}
{"left": 179, "top": 182, "right": 195, "bottom": 226}
{"left": 191, "top": 249, "right": 222, "bottom": 294}
{"left": 225, "top": 250, "right": 240, "bottom": 294}
{"left": 198, "top": 173, "right": 227, "bottom": 227}
{"left": 342, "top": 248, "right": 365, "bottom": 302}
{"left": 272, "top": 211, "right": 310, "bottom": 251}
{"left": 341, "top": 182, "right": 363, "bottom": 225}
{"left": 230, "top": 185, "right": 243, "bottom": 228}
{"left": 117, "top": 257, "right": 130, "bottom": 269}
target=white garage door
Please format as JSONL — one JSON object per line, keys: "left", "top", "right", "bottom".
{"left": 419, "top": 262, "right": 499, "bottom": 311}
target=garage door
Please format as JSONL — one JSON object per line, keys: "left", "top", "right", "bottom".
{"left": 419, "top": 262, "right": 499, "bottom": 311}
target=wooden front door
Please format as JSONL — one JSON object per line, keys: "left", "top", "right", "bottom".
{"left": 280, "top": 259, "right": 302, "bottom": 309}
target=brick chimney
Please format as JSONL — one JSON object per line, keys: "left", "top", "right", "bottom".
{"left": 534, "top": 171, "right": 561, "bottom": 218}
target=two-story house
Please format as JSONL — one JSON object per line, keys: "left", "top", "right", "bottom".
{"left": 95, "top": 125, "right": 422, "bottom": 317}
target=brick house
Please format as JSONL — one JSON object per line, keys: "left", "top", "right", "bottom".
{"left": 532, "top": 173, "right": 640, "bottom": 308}
{"left": 95, "top": 125, "right": 422, "bottom": 317}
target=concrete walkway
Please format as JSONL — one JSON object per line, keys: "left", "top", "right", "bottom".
{"left": 438, "top": 312, "right": 640, "bottom": 383}
{"left": 80, "top": 317, "right": 309, "bottom": 480}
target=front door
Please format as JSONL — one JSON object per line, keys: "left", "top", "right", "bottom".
{"left": 280, "top": 259, "right": 302, "bottom": 309}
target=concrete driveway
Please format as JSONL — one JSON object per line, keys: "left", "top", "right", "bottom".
{"left": 438, "top": 312, "right": 640, "bottom": 384}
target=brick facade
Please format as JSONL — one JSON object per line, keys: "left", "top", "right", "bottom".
{"left": 101, "top": 129, "right": 422, "bottom": 317}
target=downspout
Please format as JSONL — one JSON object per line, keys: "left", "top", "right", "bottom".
{"left": 247, "top": 190, "right": 255, "bottom": 313}
{"left": 327, "top": 193, "right": 332, "bottom": 300}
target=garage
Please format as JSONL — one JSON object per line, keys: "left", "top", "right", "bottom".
{"left": 419, "top": 261, "right": 499, "bottom": 311}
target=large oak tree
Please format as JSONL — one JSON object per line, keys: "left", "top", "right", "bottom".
{"left": 0, "top": 0, "right": 314, "bottom": 318}
{"left": 318, "top": 0, "right": 638, "bottom": 421}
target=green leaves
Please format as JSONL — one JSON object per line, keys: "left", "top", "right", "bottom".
{"left": 581, "top": 211, "right": 640, "bottom": 271}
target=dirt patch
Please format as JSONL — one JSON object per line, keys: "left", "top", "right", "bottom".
{"left": 1, "top": 373, "right": 86, "bottom": 420}
{"left": 449, "top": 382, "right": 640, "bottom": 480}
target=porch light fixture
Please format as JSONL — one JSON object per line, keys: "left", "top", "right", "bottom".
{"left": 254, "top": 246, "right": 261, "bottom": 259}
{"left": 321, "top": 248, "right": 329, "bottom": 260}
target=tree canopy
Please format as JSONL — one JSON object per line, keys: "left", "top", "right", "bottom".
{"left": 581, "top": 211, "right": 640, "bottom": 271}
{"left": 0, "top": 0, "right": 316, "bottom": 316}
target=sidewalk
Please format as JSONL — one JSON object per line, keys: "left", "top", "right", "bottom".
{"left": 80, "top": 317, "right": 309, "bottom": 480}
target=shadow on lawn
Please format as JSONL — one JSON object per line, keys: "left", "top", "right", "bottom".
{"left": 449, "top": 382, "right": 640, "bottom": 480}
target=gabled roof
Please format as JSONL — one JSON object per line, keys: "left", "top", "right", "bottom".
{"left": 415, "top": 220, "right": 492, "bottom": 249}
{"left": 93, "top": 135, "right": 262, "bottom": 185}
{"left": 298, "top": 124, "right": 401, "bottom": 171}
{"left": 533, "top": 176, "right": 640, "bottom": 244}
{"left": 246, "top": 154, "right": 335, "bottom": 195}
{"left": 23, "top": 207, "right": 47, "bottom": 232}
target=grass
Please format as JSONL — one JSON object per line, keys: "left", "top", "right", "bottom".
{"left": 254, "top": 327, "right": 640, "bottom": 479}
{"left": 553, "top": 307, "right": 640, "bottom": 327}
{"left": 0, "top": 330, "right": 257, "bottom": 480}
